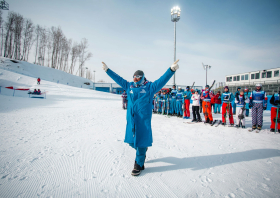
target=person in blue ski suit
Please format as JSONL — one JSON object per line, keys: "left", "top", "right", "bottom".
{"left": 232, "top": 87, "right": 241, "bottom": 114}
{"left": 249, "top": 84, "right": 267, "bottom": 130}
{"left": 244, "top": 88, "right": 250, "bottom": 117}
{"left": 102, "top": 60, "right": 179, "bottom": 176}
{"left": 170, "top": 85, "right": 177, "bottom": 115}
{"left": 176, "top": 87, "right": 184, "bottom": 117}
{"left": 183, "top": 86, "right": 192, "bottom": 119}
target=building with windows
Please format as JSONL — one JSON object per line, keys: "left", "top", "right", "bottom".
{"left": 225, "top": 67, "right": 280, "bottom": 85}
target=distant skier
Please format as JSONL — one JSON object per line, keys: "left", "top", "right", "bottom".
{"left": 244, "top": 88, "right": 250, "bottom": 117}
{"left": 122, "top": 90, "right": 128, "bottom": 109}
{"left": 170, "top": 85, "right": 177, "bottom": 115}
{"left": 270, "top": 89, "right": 280, "bottom": 132}
{"left": 213, "top": 91, "right": 221, "bottom": 114}
{"left": 176, "top": 87, "right": 184, "bottom": 117}
{"left": 191, "top": 90, "right": 202, "bottom": 122}
{"left": 37, "top": 78, "right": 41, "bottom": 85}
{"left": 235, "top": 89, "right": 249, "bottom": 128}
{"left": 233, "top": 87, "right": 241, "bottom": 115}
{"left": 221, "top": 86, "right": 234, "bottom": 126}
{"left": 200, "top": 85, "right": 214, "bottom": 124}
{"left": 102, "top": 60, "right": 179, "bottom": 176}
{"left": 249, "top": 84, "right": 267, "bottom": 130}
{"left": 183, "top": 86, "right": 192, "bottom": 119}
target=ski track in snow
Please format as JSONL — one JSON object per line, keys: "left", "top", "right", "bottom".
{"left": 0, "top": 59, "right": 280, "bottom": 197}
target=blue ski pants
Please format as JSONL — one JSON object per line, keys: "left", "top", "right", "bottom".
{"left": 214, "top": 104, "right": 221, "bottom": 113}
{"left": 176, "top": 100, "right": 183, "bottom": 116}
{"left": 171, "top": 99, "right": 177, "bottom": 114}
{"left": 129, "top": 143, "right": 147, "bottom": 167}
{"left": 232, "top": 102, "right": 236, "bottom": 114}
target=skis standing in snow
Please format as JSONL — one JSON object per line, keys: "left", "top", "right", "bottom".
{"left": 102, "top": 60, "right": 179, "bottom": 176}
{"left": 221, "top": 86, "right": 234, "bottom": 126}
{"left": 191, "top": 90, "right": 202, "bottom": 122}
{"left": 269, "top": 89, "right": 280, "bottom": 133}
{"left": 244, "top": 88, "right": 251, "bottom": 117}
{"left": 249, "top": 84, "right": 267, "bottom": 131}
{"left": 122, "top": 90, "right": 128, "bottom": 109}
{"left": 183, "top": 86, "right": 192, "bottom": 119}
{"left": 235, "top": 89, "right": 249, "bottom": 128}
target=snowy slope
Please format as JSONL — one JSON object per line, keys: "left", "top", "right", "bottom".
{"left": 0, "top": 60, "right": 280, "bottom": 198}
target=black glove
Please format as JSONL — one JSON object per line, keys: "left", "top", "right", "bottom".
{"left": 263, "top": 106, "right": 267, "bottom": 110}
{"left": 249, "top": 102, "right": 253, "bottom": 109}
{"left": 224, "top": 95, "right": 229, "bottom": 100}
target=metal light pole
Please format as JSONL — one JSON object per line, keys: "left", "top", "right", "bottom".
{"left": 202, "top": 62, "right": 212, "bottom": 86}
{"left": 93, "top": 70, "right": 96, "bottom": 83}
{"left": 171, "top": 6, "right": 181, "bottom": 86}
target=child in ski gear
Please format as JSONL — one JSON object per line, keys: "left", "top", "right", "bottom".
{"left": 233, "top": 87, "right": 241, "bottom": 115}
{"left": 102, "top": 60, "right": 179, "bottom": 176}
{"left": 269, "top": 90, "right": 280, "bottom": 132}
{"left": 176, "top": 87, "right": 184, "bottom": 117}
{"left": 244, "top": 88, "right": 250, "bottom": 117}
{"left": 200, "top": 85, "right": 214, "bottom": 124}
{"left": 170, "top": 85, "right": 177, "bottom": 115}
{"left": 249, "top": 84, "right": 267, "bottom": 130}
{"left": 122, "top": 90, "right": 128, "bottom": 109}
{"left": 183, "top": 86, "right": 192, "bottom": 119}
{"left": 191, "top": 90, "right": 202, "bottom": 122}
{"left": 221, "top": 86, "right": 235, "bottom": 126}
{"left": 37, "top": 78, "right": 41, "bottom": 85}
{"left": 214, "top": 91, "right": 222, "bottom": 113}
{"left": 235, "top": 89, "right": 249, "bottom": 128}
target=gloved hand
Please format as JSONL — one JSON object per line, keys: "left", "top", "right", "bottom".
{"left": 170, "top": 59, "right": 179, "bottom": 71}
{"left": 263, "top": 106, "right": 267, "bottom": 110}
{"left": 224, "top": 95, "right": 229, "bottom": 100}
{"left": 249, "top": 103, "right": 253, "bottom": 109}
{"left": 102, "top": 62, "right": 109, "bottom": 72}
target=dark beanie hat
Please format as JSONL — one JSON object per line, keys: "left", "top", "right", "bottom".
{"left": 133, "top": 70, "right": 144, "bottom": 77}
{"left": 224, "top": 86, "right": 229, "bottom": 89}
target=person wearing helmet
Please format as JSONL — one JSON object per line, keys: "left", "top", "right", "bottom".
{"left": 221, "top": 86, "right": 235, "bottom": 126}
{"left": 102, "top": 60, "right": 179, "bottom": 176}
{"left": 200, "top": 85, "right": 214, "bottom": 124}
{"left": 183, "top": 86, "right": 192, "bottom": 119}
{"left": 122, "top": 90, "right": 128, "bottom": 109}
{"left": 233, "top": 87, "right": 241, "bottom": 115}
{"left": 249, "top": 83, "right": 267, "bottom": 130}
{"left": 170, "top": 85, "right": 177, "bottom": 115}
{"left": 176, "top": 87, "right": 184, "bottom": 117}
{"left": 269, "top": 89, "right": 280, "bottom": 132}
{"left": 244, "top": 88, "right": 250, "bottom": 117}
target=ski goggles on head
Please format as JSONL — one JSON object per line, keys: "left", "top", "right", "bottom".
{"left": 133, "top": 75, "right": 142, "bottom": 78}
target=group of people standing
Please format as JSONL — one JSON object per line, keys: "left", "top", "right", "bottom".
{"left": 123, "top": 83, "right": 278, "bottom": 132}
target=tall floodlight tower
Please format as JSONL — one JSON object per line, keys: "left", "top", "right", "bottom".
{"left": 171, "top": 6, "right": 181, "bottom": 86}
{"left": 0, "top": 0, "right": 9, "bottom": 10}
{"left": 202, "top": 62, "right": 212, "bottom": 86}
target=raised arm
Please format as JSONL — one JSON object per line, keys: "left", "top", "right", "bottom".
{"left": 102, "top": 62, "right": 130, "bottom": 90}
{"left": 150, "top": 60, "right": 179, "bottom": 94}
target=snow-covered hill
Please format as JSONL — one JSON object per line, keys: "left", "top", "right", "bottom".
{"left": 0, "top": 58, "right": 280, "bottom": 197}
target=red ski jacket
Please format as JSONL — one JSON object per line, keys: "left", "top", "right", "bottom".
{"left": 214, "top": 94, "right": 222, "bottom": 104}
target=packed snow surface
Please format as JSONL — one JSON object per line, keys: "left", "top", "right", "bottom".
{"left": 0, "top": 58, "right": 280, "bottom": 197}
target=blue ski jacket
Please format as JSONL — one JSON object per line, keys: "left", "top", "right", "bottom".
{"left": 183, "top": 90, "right": 192, "bottom": 100}
{"left": 221, "top": 91, "right": 234, "bottom": 104}
{"left": 106, "top": 68, "right": 175, "bottom": 147}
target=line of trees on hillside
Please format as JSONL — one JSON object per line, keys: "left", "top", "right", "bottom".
{"left": 0, "top": 11, "right": 93, "bottom": 80}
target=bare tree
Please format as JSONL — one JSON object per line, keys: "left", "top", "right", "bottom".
{"left": 4, "top": 12, "right": 16, "bottom": 58}
{"left": 78, "top": 38, "right": 92, "bottom": 77}
{"left": 0, "top": 10, "right": 3, "bottom": 56}
{"left": 22, "top": 19, "right": 34, "bottom": 61}
{"left": 13, "top": 13, "right": 24, "bottom": 60}
{"left": 69, "top": 42, "right": 79, "bottom": 74}
{"left": 38, "top": 27, "right": 47, "bottom": 65}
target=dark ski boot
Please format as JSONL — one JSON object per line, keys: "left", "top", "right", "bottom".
{"left": 252, "top": 125, "right": 257, "bottom": 130}
{"left": 241, "top": 126, "right": 245, "bottom": 129}
{"left": 270, "top": 128, "right": 275, "bottom": 132}
{"left": 131, "top": 161, "right": 145, "bottom": 176}
{"left": 235, "top": 125, "right": 240, "bottom": 128}
{"left": 257, "top": 125, "right": 262, "bottom": 130}
{"left": 191, "top": 119, "right": 197, "bottom": 122}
